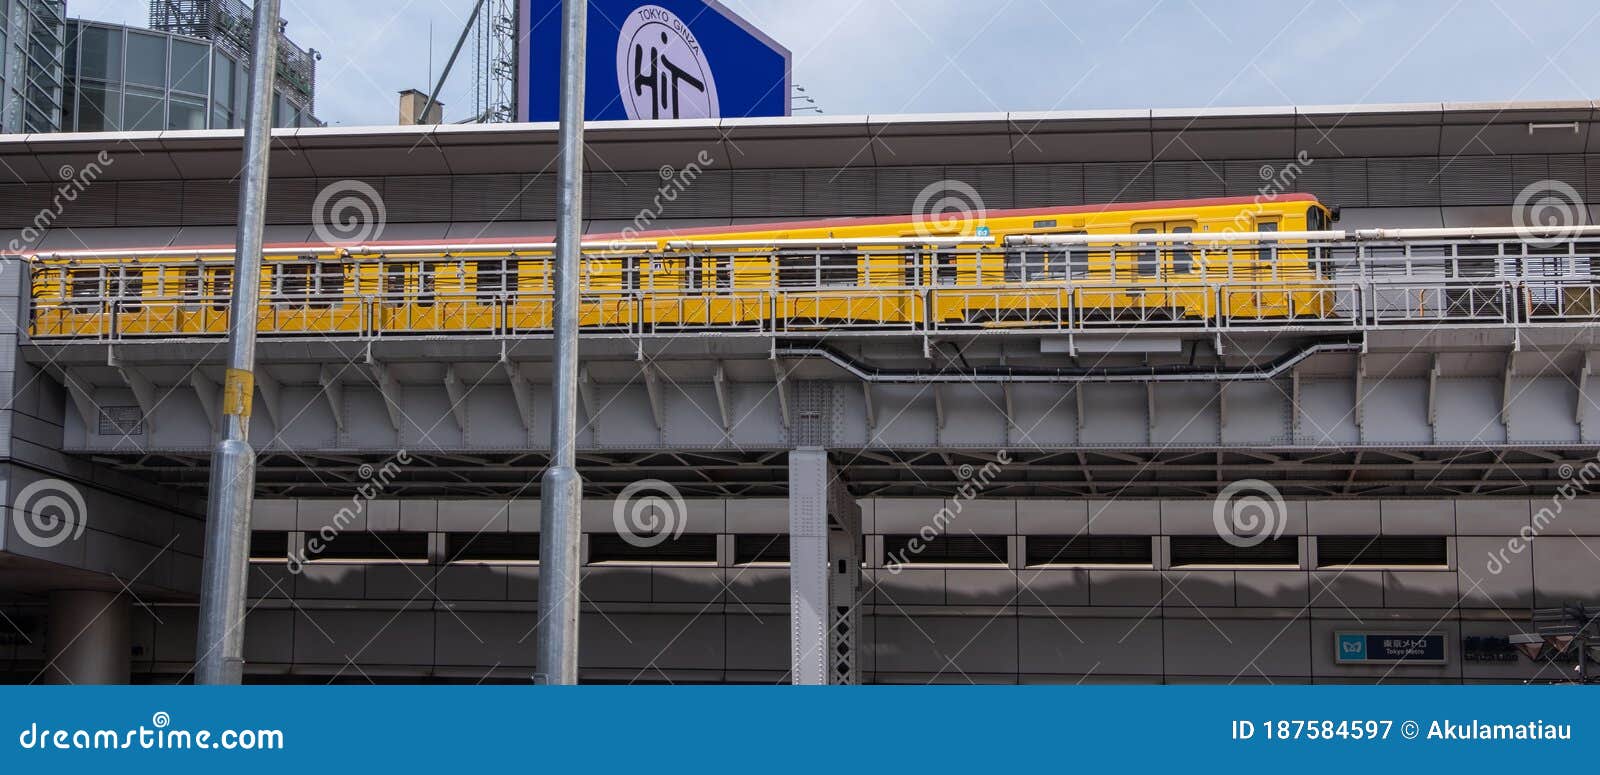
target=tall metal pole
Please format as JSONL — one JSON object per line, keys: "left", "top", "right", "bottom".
{"left": 536, "top": 0, "right": 587, "bottom": 685}
{"left": 194, "top": 0, "right": 280, "bottom": 686}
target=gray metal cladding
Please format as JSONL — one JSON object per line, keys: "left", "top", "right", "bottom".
{"left": 803, "top": 167, "right": 875, "bottom": 217}
{"left": 1084, "top": 162, "right": 1155, "bottom": 203}
{"left": 730, "top": 168, "right": 804, "bottom": 219}
{"left": 1439, "top": 156, "right": 1511, "bottom": 206}
{"left": 875, "top": 166, "right": 948, "bottom": 215}
{"left": 1012, "top": 164, "right": 1085, "bottom": 208}
{"left": 264, "top": 177, "right": 325, "bottom": 225}
{"left": 450, "top": 174, "right": 523, "bottom": 223}
{"left": 114, "top": 181, "right": 184, "bottom": 227}
{"left": 1367, "top": 156, "right": 1441, "bottom": 207}
{"left": 1292, "top": 157, "right": 1368, "bottom": 207}
{"left": 5, "top": 154, "right": 1600, "bottom": 230}
{"left": 381, "top": 175, "right": 454, "bottom": 223}
{"left": 1153, "top": 160, "right": 1225, "bottom": 201}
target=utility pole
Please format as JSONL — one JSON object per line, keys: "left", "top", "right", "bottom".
{"left": 193, "top": 0, "right": 281, "bottom": 686}
{"left": 536, "top": 0, "right": 588, "bottom": 685}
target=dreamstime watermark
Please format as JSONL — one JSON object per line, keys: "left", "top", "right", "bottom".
{"left": 885, "top": 451, "right": 1013, "bottom": 574}
{"left": 605, "top": 150, "right": 716, "bottom": 254}
{"left": 1513, "top": 179, "right": 1587, "bottom": 248}
{"left": 912, "top": 179, "right": 988, "bottom": 238}
{"left": 16, "top": 711, "right": 284, "bottom": 751}
{"left": 312, "top": 179, "right": 388, "bottom": 247}
{"left": 5, "top": 151, "right": 116, "bottom": 257}
{"left": 9, "top": 478, "right": 88, "bottom": 550}
{"left": 1221, "top": 151, "right": 1315, "bottom": 235}
{"left": 286, "top": 450, "right": 412, "bottom": 574}
{"left": 1484, "top": 453, "right": 1600, "bottom": 576}
{"left": 1212, "top": 479, "right": 1288, "bottom": 548}
{"left": 613, "top": 479, "right": 689, "bottom": 548}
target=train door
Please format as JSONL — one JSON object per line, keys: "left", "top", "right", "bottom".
{"left": 1130, "top": 219, "right": 1198, "bottom": 316}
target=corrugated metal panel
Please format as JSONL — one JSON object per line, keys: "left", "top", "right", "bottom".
{"left": 0, "top": 185, "right": 48, "bottom": 229}
{"left": 451, "top": 174, "right": 524, "bottom": 223}
{"left": 803, "top": 168, "right": 875, "bottom": 217}
{"left": 1226, "top": 160, "right": 1281, "bottom": 197}
{"left": 875, "top": 166, "right": 947, "bottom": 215}
{"left": 731, "top": 168, "right": 804, "bottom": 218}
{"left": 1084, "top": 162, "right": 1155, "bottom": 203}
{"left": 265, "top": 177, "right": 323, "bottom": 225}
{"left": 181, "top": 180, "right": 239, "bottom": 226}
{"left": 114, "top": 181, "right": 183, "bottom": 227}
{"left": 1012, "top": 164, "right": 1084, "bottom": 207}
{"left": 1153, "top": 160, "right": 1225, "bottom": 200}
{"left": 382, "top": 175, "right": 453, "bottom": 223}
{"left": 52, "top": 180, "right": 120, "bottom": 228}
{"left": 1587, "top": 155, "right": 1600, "bottom": 204}
{"left": 1293, "top": 157, "right": 1367, "bottom": 207}
{"left": 587, "top": 170, "right": 661, "bottom": 220}
{"left": 1438, "top": 156, "right": 1511, "bottom": 206}
{"left": 1544, "top": 155, "right": 1587, "bottom": 200}
{"left": 947, "top": 165, "right": 1015, "bottom": 211}
{"left": 660, "top": 168, "right": 731, "bottom": 220}
{"left": 521, "top": 173, "right": 559, "bottom": 221}
{"left": 1367, "top": 157, "right": 1441, "bottom": 207}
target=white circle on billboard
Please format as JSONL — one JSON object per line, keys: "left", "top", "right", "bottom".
{"left": 616, "top": 5, "right": 720, "bottom": 120}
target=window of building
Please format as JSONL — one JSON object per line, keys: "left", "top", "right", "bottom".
{"left": 210, "top": 52, "right": 235, "bottom": 128}
{"left": 734, "top": 534, "right": 789, "bottom": 565}
{"left": 1025, "top": 536, "right": 1153, "bottom": 567}
{"left": 445, "top": 533, "right": 540, "bottom": 563}
{"left": 125, "top": 32, "right": 166, "bottom": 88}
{"left": 249, "top": 531, "right": 289, "bottom": 562}
{"left": 305, "top": 532, "right": 428, "bottom": 563}
{"left": 124, "top": 86, "right": 164, "bottom": 131}
{"left": 77, "top": 24, "right": 121, "bottom": 82}
{"left": 587, "top": 533, "right": 717, "bottom": 565}
{"left": 168, "top": 93, "right": 205, "bottom": 130}
{"left": 74, "top": 81, "right": 118, "bottom": 131}
{"left": 1316, "top": 536, "right": 1448, "bottom": 568}
{"left": 170, "top": 39, "right": 208, "bottom": 95}
{"left": 883, "top": 534, "right": 1008, "bottom": 566}
{"left": 1170, "top": 536, "right": 1299, "bottom": 567}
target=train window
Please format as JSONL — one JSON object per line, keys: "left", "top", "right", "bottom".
{"left": 383, "top": 262, "right": 405, "bottom": 298}
{"left": 313, "top": 262, "right": 343, "bottom": 308}
{"left": 1136, "top": 228, "right": 1159, "bottom": 277}
{"left": 819, "top": 252, "right": 858, "bottom": 287}
{"left": 933, "top": 251, "right": 959, "bottom": 285}
{"left": 276, "top": 262, "right": 311, "bottom": 301}
{"left": 1307, "top": 206, "right": 1326, "bottom": 232}
{"left": 1258, "top": 220, "right": 1280, "bottom": 235}
{"left": 69, "top": 269, "right": 100, "bottom": 309}
{"left": 180, "top": 267, "right": 202, "bottom": 299}
{"left": 110, "top": 270, "right": 143, "bottom": 312}
{"left": 418, "top": 263, "right": 437, "bottom": 306}
{"left": 476, "top": 259, "right": 511, "bottom": 298}
{"left": 1170, "top": 226, "right": 1194, "bottom": 273}
{"left": 207, "top": 267, "right": 233, "bottom": 312}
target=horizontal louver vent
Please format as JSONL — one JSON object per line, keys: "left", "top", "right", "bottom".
{"left": 1170, "top": 536, "right": 1298, "bottom": 567}
{"left": 249, "top": 531, "right": 289, "bottom": 561}
{"left": 1026, "top": 536, "right": 1152, "bottom": 566}
{"left": 589, "top": 533, "right": 717, "bottom": 564}
{"left": 307, "top": 532, "right": 429, "bottom": 562}
{"left": 446, "top": 532, "right": 540, "bottom": 563}
{"left": 734, "top": 534, "right": 788, "bottom": 564}
{"left": 1317, "top": 536, "right": 1447, "bottom": 567}
{"left": 884, "top": 534, "right": 1007, "bottom": 565}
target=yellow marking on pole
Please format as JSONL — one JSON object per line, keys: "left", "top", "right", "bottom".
{"left": 223, "top": 368, "right": 254, "bottom": 419}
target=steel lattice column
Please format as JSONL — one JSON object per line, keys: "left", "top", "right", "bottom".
{"left": 789, "top": 448, "right": 862, "bottom": 685}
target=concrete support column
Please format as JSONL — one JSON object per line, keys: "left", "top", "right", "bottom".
{"left": 788, "top": 448, "right": 862, "bottom": 685}
{"left": 42, "top": 590, "right": 130, "bottom": 685}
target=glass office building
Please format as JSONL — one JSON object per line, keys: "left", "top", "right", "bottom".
{"left": 0, "top": 0, "right": 68, "bottom": 133}
{"left": 60, "top": 18, "right": 318, "bottom": 133}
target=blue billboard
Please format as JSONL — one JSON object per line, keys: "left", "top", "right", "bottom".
{"left": 517, "top": 0, "right": 792, "bottom": 122}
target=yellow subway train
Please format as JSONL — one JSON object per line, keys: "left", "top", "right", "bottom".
{"left": 28, "top": 194, "right": 1338, "bottom": 338}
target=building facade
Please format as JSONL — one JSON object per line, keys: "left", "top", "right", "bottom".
{"left": 0, "top": 0, "right": 66, "bottom": 133}
{"left": 60, "top": 18, "right": 316, "bottom": 133}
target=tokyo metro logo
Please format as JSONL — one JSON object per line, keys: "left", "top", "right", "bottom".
{"left": 617, "top": 5, "right": 721, "bottom": 120}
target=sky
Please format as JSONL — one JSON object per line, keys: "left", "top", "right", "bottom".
{"left": 63, "top": 0, "right": 1600, "bottom": 128}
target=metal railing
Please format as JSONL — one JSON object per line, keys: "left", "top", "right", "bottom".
{"left": 23, "top": 235, "right": 1600, "bottom": 342}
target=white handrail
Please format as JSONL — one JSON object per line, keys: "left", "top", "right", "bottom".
{"left": 665, "top": 237, "right": 989, "bottom": 249}
{"left": 26, "top": 240, "right": 662, "bottom": 261}
{"left": 1010, "top": 226, "right": 1600, "bottom": 246}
